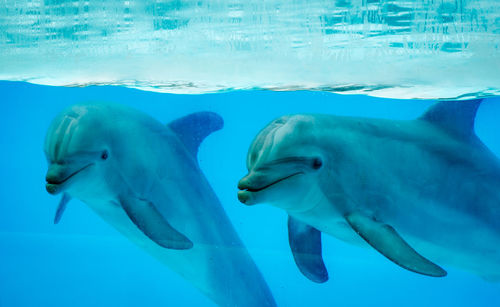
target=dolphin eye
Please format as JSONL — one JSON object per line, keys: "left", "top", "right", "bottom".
{"left": 101, "top": 150, "right": 109, "bottom": 160}
{"left": 312, "top": 158, "right": 322, "bottom": 170}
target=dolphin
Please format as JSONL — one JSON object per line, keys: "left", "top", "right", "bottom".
{"left": 238, "top": 99, "right": 500, "bottom": 283}
{"left": 44, "top": 103, "right": 276, "bottom": 307}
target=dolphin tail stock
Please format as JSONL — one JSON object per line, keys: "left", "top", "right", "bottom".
{"left": 166, "top": 111, "right": 277, "bottom": 306}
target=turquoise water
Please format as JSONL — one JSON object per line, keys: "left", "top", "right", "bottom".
{"left": 1, "top": 80, "right": 500, "bottom": 306}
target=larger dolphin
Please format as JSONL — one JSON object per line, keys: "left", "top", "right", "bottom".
{"left": 238, "top": 99, "right": 500, "bottom": 282}
{"left": 44, "top": 103, "right": 276, "bottom": 307}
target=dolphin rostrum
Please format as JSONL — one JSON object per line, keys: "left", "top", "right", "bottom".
{"left": 44, "top": 103, "right": 276, "bottom": 306}
{"left": 238, "top": 99, "right": 500, "bottom": 282}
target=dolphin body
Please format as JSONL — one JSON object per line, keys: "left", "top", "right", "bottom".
{"left": 238, "top": 99, "right": 500, "bottom": 282}
{"left": 44, "top": 103, "right": 276, "bottom": 307}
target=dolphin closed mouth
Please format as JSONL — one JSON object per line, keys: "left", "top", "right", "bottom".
{"left": 238, "top": 172, "right": 304, "bottom": 193}
{"left": 46, "top": 163, "right": 93, "bottom": 194}
{"left": 238, "top": 172, "right": 305, "bottom": 205}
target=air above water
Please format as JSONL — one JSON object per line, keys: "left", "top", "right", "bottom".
{"left": 1, "top": 0, "right": 500, "bottom": 99}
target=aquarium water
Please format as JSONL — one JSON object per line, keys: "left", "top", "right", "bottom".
{"left": 1, "top": 0, "right": 500, "bottom": 306}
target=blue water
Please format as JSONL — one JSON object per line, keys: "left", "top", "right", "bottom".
{"left": 1, "top": 80, "right": 500, "bottom": 306}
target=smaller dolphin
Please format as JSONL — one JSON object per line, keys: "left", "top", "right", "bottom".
{"left": 238, "top": 99, "right": 500, "bottom": 283}
{"left": 45, "top": 103, "right": 276, "bottom": 307}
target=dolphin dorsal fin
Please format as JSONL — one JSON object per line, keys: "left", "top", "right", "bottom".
{"left": 168, "top": 112, "right": 224, "bottom": 156}
{"left": 419, "top": 99, "right": 482, "bottom": 140}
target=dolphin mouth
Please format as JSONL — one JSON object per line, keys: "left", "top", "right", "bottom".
{"left": 238, "top": 172, "right": 304, "bottom": 193}
{"left": 46, "top": 163, "right": 93, "bottom": 194}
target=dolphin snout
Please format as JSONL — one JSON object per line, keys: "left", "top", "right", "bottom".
{"left": 237, "top": 170, "right": 306, "bottom": 205}
{"left": 237, "top": 190, "right": 254, "bottom": 205}
{"left": 237, "top": 173, "right": 266, "bottom": 193}
{"left": 238, "top": 171, "right": 304, "bottom": 192}
{"left": 45, "top": 163, "right": 93, "bottom": 195}
{"left": 45, "top": 183, "right": 60, "bottom": 195}
{"left": 238, "top": 171, "right": 271, "bottom": 191}
{"left": 46, "top": 164, "right": 68, "bottom": 195}
{"left": 237, "top": 174, "right": 252, "bottom": 191}
{"left": 237, "top": 174, "right": 259, "bottom": 205}
{"left": 46, "top": 164, "right": 66, "bottom": 184}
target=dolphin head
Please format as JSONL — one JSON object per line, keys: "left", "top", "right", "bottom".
{"left": 44, "top": 105, "right": 114, "bottom": 197}
{"left": 238, "top": 115, "right": 324, "bottom": 211}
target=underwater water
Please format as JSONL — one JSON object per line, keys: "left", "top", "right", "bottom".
{"left": 1, "top": 80, "right": 500, "bottom": 306}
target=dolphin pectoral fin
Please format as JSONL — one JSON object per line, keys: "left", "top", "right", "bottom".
{"left": 345, "top": 212, "right": 447, "bottom": 277}
{"left": 119, "top": 196, "right": 193, "bottom": 250}
{"left": 288, "top": 216, "right": 328, "bottom": 283}
{"left": 54, "top": 193, "right": 71, "bottom": 224}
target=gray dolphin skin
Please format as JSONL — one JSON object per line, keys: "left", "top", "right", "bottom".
{"left": 238, "top": 99, "right": 500, "bottom": 283}
{"left": 44, "top": 103, "right": 276, "bottom": 307}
